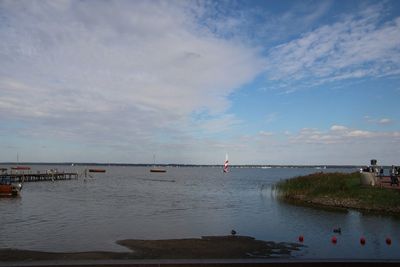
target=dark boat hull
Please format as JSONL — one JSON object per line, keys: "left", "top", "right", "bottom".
{"left": 88, "top": 169, "right": 106, "bottom": 173}
{"left": 150, "top": 169, "right": 167, "bottom": 173}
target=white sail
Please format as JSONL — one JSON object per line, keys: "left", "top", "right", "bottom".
{"left": 223, "top": 153, "right": 229, "bottom": 173}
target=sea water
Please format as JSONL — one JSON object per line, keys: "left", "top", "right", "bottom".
{"left": 0, "top": 165, "right": 399, "bottom": 259}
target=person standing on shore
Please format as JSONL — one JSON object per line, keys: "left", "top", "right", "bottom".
{"left": 390, "top": 165, "right": 398, "bottom": 186}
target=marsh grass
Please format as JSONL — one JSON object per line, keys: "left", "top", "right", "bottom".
{"left": 277, "top": 172, "right": 400, "bottom": 211}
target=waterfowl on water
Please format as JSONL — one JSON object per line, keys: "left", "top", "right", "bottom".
{"left": 333, "top": 227, "right": 341, "bottom": 233}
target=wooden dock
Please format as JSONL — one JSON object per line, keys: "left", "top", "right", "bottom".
{"left": 0, "top": 172, "right": 78, "bottom": 183}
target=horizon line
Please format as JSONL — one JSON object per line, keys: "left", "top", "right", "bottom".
{"left": 0, "top": 162, "right": 368, "bottom": 167}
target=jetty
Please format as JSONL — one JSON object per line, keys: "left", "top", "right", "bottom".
{"left": 0, "top": 171, "right": 78, "bottom": 183}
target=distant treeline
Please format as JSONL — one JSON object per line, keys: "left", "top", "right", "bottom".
{"left": 0, "top": 162, "right": 364, "bottom": 169}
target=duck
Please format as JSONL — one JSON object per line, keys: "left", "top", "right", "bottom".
{"left": 333, "top": 227, "right": 341, "bottom": 234}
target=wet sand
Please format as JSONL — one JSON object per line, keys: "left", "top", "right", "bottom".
{"left": 0, "top": 236, "right": 302, "bottom": 262}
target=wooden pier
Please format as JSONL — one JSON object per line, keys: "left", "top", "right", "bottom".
{"left": 0, "top": 172, "right": 78, "bottom": 183}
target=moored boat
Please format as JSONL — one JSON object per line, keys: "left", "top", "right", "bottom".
{"left": 11, "top": 166, "right": 31, "bottom": 170}
{"left": 150, "top": 154, "right": 166, "bottom": 173}
{"left": 0, "top": 177, "right": 22, "bottom": 197}
{"left": 88, "top": 169, "right": 106, "bottom": 173}
{"left": 150, "top": 168, "right": 167, "bottom": 173}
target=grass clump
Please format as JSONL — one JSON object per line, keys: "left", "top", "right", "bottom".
{"left": 277, "top": 172, "right": 359, "bottom": 197}
{"left": 276, "top": 172, "right": 400, "bottom": 213}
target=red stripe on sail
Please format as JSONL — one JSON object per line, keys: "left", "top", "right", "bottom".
{"left": 223, "top": 160, "right": 229, "bottom": 173}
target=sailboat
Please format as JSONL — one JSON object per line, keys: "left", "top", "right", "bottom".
{"left": 11, "top": 152, "right": 30, "bottom": 172}
{"left": 223, "top": 153, "right": 229, "bottom": 173}
{"left": 150, "top": 154, "right": 166, "bottom": 173}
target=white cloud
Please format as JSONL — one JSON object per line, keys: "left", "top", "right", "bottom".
{"left": 378, "top": 118, "right": 392, "bottom": 124}
{"left": 346, "top": 130, "right": 374, "bottom": 138}
{"left": 288, "top": 125, "right": 400, "bottom": 145}
{"left": 1, "top": 1, "right": 399, "bottom": 165}
{"left": 189, "top": 0, "right": 332, "bottom": 47}
{"left": 364, "top": 116, "right": 393, "bottom": 125}
{"left": 194, "top": 114, "right": 242, "bottom": 134}
{"left": 259, "top": 131, "right": 274, "bottom": 137}
{"left": 0, "top": 0, "right": 264, "bottom": 149}
{"left": 330, "top": 125, "right": 348, "bottom": 131}
{"left": 200, "top": 125, "right": 400, "bottom": 165}
{"left": 265, "top": 3, "right": 400, "bottom": 88}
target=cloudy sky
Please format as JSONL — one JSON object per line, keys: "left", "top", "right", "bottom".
{"left": 1, "top": 0, "right": 400, "bottom": 165}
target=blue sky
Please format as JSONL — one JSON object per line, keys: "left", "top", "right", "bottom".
{"left": 0, "top": 0, "right": 399, "bottom": 165}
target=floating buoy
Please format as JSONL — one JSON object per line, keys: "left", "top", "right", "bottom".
{"left": 360, "top": 237, "right": 366, "bottom": 245}
{"left": 231, "top": 229, "right": 236, "bottom": 236}
{"left": 331, "top": 236, "right": 337, "bottom": 244}
{"left": 386, "top": 237, "right": 392, "bottom": 245}
{"left": 298, "top": 235, "right": 304, "bottom": 242}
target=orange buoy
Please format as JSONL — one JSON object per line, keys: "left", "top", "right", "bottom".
{"left": 386, "top": 237, "right": 392, "bottom": 245}
{"left": 360, "top": 237, "right": 366, "bottom": 245}
{"left": 298, "top": 235, "right": 304, "bottom": 242}
{"left": 331, "top": 236, "right": 337, "bottom": 244}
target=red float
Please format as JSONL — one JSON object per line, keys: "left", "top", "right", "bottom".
{"left": 298, "top": 235, "right": 304, "bottom": 242}
{"left": 360, "top": 237, "right": 366, "bottom": 245}
{"left": 331, "top": 236, "right": 337, "bottom": 244}
{"left": 386, "top": 237, "right": 392, "bottom": 245}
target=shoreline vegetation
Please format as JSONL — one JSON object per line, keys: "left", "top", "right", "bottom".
{"left": 0, "top": 236, "right": 302, "bottom": 261}
{"left": 276, "top": 172, "right": 400, "bottom": 214}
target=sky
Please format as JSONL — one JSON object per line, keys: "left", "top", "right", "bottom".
{"left": 0, "top": 0, "right": 400, "bottom": 165}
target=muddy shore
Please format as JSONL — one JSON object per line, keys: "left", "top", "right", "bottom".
{"left": 0, "top": 236, "right": 302, "bottom": 262}
{"left": 283, "top": 194, "right": 400, "bottom": 214}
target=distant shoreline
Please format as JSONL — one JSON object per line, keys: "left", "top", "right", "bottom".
{"left": 0, "top": 162, "right": 362, "bottom": 168}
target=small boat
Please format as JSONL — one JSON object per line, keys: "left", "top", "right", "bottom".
{"left": 150, "top": 168, "right": 167, "bottom": 173}
{"left": 150, "top": 154, "right": 166, "bottom": 173}
{"left": 0, "top": 177, "right": 22, "bottom": 197}
{"left": 11, "top": 166, "right": 31, "bottom": 170}
{"left": 88, "top": 169, "right": 106, "bottom": 173}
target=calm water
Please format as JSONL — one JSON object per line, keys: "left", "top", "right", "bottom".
{"left": 0, "top": 165, "right": 399, "bottom": 259}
